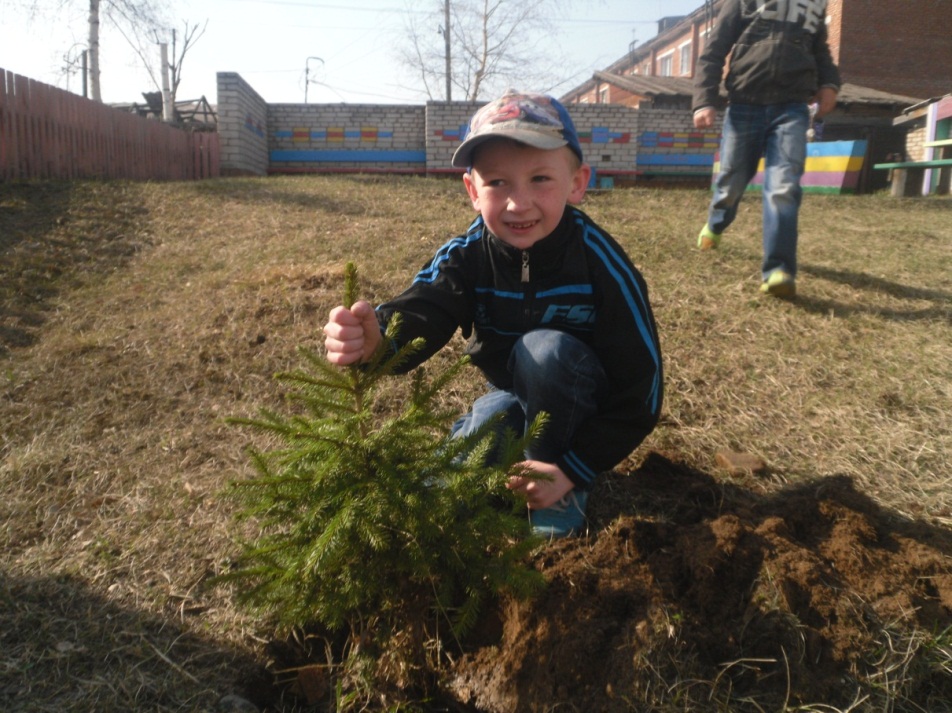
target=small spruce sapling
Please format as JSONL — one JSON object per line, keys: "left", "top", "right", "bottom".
{"left": 223, "top": 263, "right": 545, "bottom": 665}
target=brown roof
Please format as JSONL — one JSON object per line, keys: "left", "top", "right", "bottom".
{"left": 590, "top": 71, "right": 922, "bottom": 108}
{"left": 592, "top": 71, "right": 695, "bottom": 98}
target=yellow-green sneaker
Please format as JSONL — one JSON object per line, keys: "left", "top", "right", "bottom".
{"left": 760, "top": 270, "right": 796, "bottom": 299}
{"left": 697, "top": 224, "right": 721, "bottom": 250}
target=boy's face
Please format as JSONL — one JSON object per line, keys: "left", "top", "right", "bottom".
{"left": 462, "top": 139, "right": 591, "bottom": 251}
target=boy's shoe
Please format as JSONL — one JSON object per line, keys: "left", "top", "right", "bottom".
{"left": 530, "top": 490, "right": 588, "bottom": 539}
{"left": 697, "top": 224, "right": 721, "bottom": 250}
{"left": 760, "top": 270, "right": 797, "bottom": 299}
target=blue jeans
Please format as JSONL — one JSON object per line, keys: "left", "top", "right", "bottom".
{"left": 708, "top": 102, "right": 809, "bottom": 279}
{"left": 451, "top": 329, "right": 607, "bottom": 469}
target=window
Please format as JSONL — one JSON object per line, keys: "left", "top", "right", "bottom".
{"left": 599, "top": 86, "right": 610, "bottom": 104}
{"left": 679, "top": 42, "right": 692, "bottom": 75}
{"left": 658, "top": 51, "right": 674, "bottom": 77}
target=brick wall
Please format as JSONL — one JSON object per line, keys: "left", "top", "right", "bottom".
{"left": 570, "top": 103, "right": 642, "bottom": 176}
{"left": 426, "top": 101, "right": 479, "bottom": 171}
{"left": 635, "top": 107, "right": 720, "bottom": 177}
{"left": 217, "top": 73, "right": 269, "bottom": 176}
{"left": 217, "top": 73, "right": 724, "bottom": 181}
{"left": 831, "top": 0, "right": 952, "bottom": 100}
{"left": 268, "top": 103, "right": 426, "bottom": 173}
{"left": 426, "top": 101, "right": 644, "bottom": 177}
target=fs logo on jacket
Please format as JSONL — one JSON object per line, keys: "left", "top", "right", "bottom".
{"left": 542, "top": 304, "right": 596, "bottom": 327}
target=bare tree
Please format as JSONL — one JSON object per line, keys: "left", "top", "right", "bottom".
{"left": 166, "top": 21, "right": 207, "bottom": 104}
{"left": 120, "top": 19, "right": 209, "bottom": 105}
{"left": 398, "top": 0, "right": 571, "bottom": 102}
{"left": 25, "top": 0, "right": 167, "bottom": 102}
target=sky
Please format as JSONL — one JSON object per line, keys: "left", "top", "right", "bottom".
{"left": 0, "top": 0, "right": 704, "bottom": 106}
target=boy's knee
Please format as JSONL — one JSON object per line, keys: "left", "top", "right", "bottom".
{"left": 512, "top": 329, "right": 574, "bottom": 369}
{"left": 511, "top": 329, "right": 602, "bottom": 381}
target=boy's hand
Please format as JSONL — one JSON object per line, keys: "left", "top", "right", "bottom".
{"left": 693, "top": 107, "right": 717, "bottom": 129}
{"left": 814, "top": 86, "right": 838, "bottom": 118}
{"left": 507, "top": 461, "right": 574, "bottom": 510}
{"left": 323, "top": 300, "right": 382, "bottom": 366}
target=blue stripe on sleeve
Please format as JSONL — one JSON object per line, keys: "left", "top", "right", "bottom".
{"left": 413, "top": 224, "right": 483, "bottom": 284}
{"left": 563, "top": 450, "right": 598, "bottom": 485}
{"left": 577, "top": 216, "right": 662, "bottom": 415}
{"left": 536, "top": 284, "right": 594, "bottom": 298}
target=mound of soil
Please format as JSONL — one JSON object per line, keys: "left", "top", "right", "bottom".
{"left": 448, "top": 452, "right": 952, "bottom": 712}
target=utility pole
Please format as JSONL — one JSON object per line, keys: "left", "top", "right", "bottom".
{"left": 443, "top": 0, "right": 452, "bottom": 101}
{"left": 160, "top": 42, "right": 173, "bottom": 121}
{"left": 305, "top": 56, "right": 324, "bottom": 103}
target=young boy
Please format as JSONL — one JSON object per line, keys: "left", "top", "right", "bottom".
{"left": 323, "top": 91, "right": 663, "bottom": 538}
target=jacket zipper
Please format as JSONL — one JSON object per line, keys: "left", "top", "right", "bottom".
{"left": 521, "top": 251, "right": 530, "bottom": 282}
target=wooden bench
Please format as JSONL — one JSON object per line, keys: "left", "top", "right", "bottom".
{"left": 872, "top": 158, "right": 952, "bottom": 196}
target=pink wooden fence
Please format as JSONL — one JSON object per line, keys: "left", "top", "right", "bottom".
{"left": 0, "top": 67, "right": 219, "bottom": 181}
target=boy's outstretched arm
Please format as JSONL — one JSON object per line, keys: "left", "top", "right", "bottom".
{"left": 323, "top": 299, "right": 382, "bottom": 366}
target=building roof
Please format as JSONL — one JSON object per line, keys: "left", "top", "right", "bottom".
{"left": 586, "top": 70, "right": 922, "bottom": 109}
{"left": 591, "top": 71, "right": 695, "bottom": 99}
{"left": 836, "top": 83, "right": 923, "bottom": 107}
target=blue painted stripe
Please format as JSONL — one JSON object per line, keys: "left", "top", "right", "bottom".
{"left": 637, "top": 153, "right": 714, "bottom": 167}
{"left": 270, "top": 149, "right": 426, "bottom": 163}
{"left": 807, "top": 140, "right": 868, "bottom": 158}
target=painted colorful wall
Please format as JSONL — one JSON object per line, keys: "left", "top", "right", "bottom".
{"left": 216, "top": 72, "right": 870, "bottom": 194}
{"left": 712, "top": 140, "right": 869, "bottom": 195}
{"left": 217, "top": 72, "right": 718, "bottom": 182}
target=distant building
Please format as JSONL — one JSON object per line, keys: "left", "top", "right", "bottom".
{"left": 560, "top": 0, "right": 950, "bottom": 192}
{"left": 562, "top": 0, "right": 951, "bottom": 107}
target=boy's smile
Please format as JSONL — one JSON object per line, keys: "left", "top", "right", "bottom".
{"left": 463, "top": 140, "right": 590, "bottom": 251}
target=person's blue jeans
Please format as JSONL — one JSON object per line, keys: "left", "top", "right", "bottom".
{"left": 451, "top": 329, "right": 607, "bottom": 470}
{"left": 708, "top": 102, "right": 809, "bottom": 279}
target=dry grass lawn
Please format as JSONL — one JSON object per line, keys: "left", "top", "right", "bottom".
{"left": 1, "top": 176, "right": 950, "bottom": 711}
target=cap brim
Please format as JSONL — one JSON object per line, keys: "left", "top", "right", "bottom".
{"left": 451, "top": 129, "right": 569, "bottom": 168}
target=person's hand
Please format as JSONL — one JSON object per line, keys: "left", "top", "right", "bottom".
{"left": 814, "top": 87, "right": 838, "bottom": 118}
{"left": 507, "top": 460, "right": 575, "bottom": 510}
{"left": 693, "top": 107, "right": 718, "bottom": 129}
{"left": 323, "top": 300, "right": 382, "bottom": 366}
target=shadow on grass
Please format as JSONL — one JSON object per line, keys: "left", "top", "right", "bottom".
{"left": 797, "top": 263, "right": 952, "bottom": 323}
{"left": 187, "top": 173, "right": 463, "bottom": 218}
{"left": 0, "top": 572, "right": 283, "bottom": 712}
{"left": 0, "top": 182, "right": 152, "bottom": 357}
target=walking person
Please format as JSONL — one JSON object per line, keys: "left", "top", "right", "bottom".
{"left": 693, "top": 0, "right": 841, "bottom": 298}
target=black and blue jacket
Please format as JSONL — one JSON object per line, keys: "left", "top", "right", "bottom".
{"left": 693, "top": 0, "right": 841, "bottom": 112}
{"left": 376, "top": 206, "right": 663, "bottom": 490}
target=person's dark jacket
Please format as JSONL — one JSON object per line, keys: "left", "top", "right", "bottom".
{"left": 693, "top": 0, "right": 841, "bottom": 112}
{"left": 375, "top": 207, "right": 663, "bottom": 491}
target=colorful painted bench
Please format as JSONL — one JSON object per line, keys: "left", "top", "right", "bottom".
{"left": 873, "top": 158, "right": 952, "bottom": 196}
